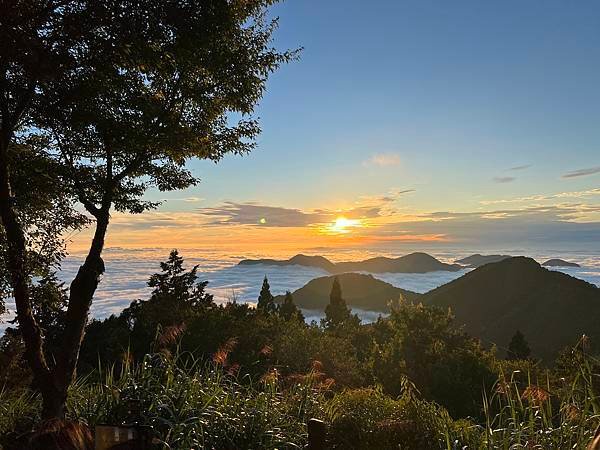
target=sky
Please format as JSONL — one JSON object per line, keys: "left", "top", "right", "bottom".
{"left": 73, "top": 0, "right": 600, "bottom": 254}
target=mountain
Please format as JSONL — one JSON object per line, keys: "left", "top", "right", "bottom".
{"left": 275, "top": 273, "right": 421, "bottom": 311}
{"left": 238, "top": 254, "right": 336, "bottom": 272}
{"left": 334, "top": 253, "right": 461, "bottom": 273}
{"left": 542, "top": 259, "right": 581, "bottom": 268}
{"left": 239, "top": 252, "right": 461, "bottom": 274}
{"left": 422, "top": 257, "right": 600, "bottom": 362}
{"left": 455, "top": 254, "right": 512, "bottom": 268}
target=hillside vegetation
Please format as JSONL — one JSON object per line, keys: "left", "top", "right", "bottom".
{"left": 423, "top": 257, "right": 600, "bottom": 361}
{"left": 2, "top": 252, "right": 599, "bottom": 448}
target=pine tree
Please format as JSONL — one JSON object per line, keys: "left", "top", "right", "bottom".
{"left": 323, "top": 277, "right": 352, "bottom": 329}
{"left": 279, "top": 291, "right": 304, "bottom": 322}
{"left": 507, "top": 330, "right": 531, "bottom": 360}
{"left": 123, "top": 250, "right": 214, "bottom": 340}
{"left": 147, "top": 250, "right": 214, "bottom": 309}
{"left": 257, "top": 276, "right": 277, "bottom": 314}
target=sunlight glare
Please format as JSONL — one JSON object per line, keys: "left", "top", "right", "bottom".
{"left": 329, "top": 216, "right": 361, "bottom": 234}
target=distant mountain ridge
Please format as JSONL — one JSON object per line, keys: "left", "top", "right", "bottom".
{"left": 542, "top": 258, "right": 581, "bottom": 268}
{"left": 455, "top": 254, "right": 512, "bottom": 268}
{"left": 422, "top": 257, "right": 600, "bottom": 361}
{"left": 274, "top": 272, "right": 421, "bottom": 311}
{"left": 239, "top": 252, "right": 461, "bottom": 274}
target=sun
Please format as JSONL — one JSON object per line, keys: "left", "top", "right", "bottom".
{"left": 329, "top": 216, "right": 361, "bottom": 234}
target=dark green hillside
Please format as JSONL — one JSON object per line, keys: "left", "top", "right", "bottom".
{"left": 422, "top": 257, "right": 600, "bottom": 361}
{"left": 275, "top": 272, "right": 421, "bottom": 311}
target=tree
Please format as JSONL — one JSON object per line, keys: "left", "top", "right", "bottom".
{"left": 323, "top": 277, "right": 353, "bottom": 329}
{"left": 507, "top": 330, "right": 531, "bottom": 360}
{"left": 372, "top": 301, "right": 496, "bottom": 419}
{"left": 279, "top": 291, "right": 304, "bottom": 322}
{"left": 257, "top": 276, "right": 277, "bottom": 314}
{"left": 1, "top": 0, "right": 295, "bottom": 418}
{"left": 125, "top": 250, "right": 213, "bottom": 354}
{"left": 0, "top": 142, "right": 87, "bottom": 312}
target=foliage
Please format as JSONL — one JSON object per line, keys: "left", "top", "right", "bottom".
{"left": 257, "top": 276, "right": 277, "bottom": 314}
{"left": 4, "top": 251, "right": 599, "bottom": 447}
{"left": 4, "top": 316, "right": 600, "bottom": 449}
{"left": 1, "top": 0, "right": 296, "bottom": 418}
{"left": 371, "top": 299, "right": 497, "bottom": 419}
{"left": 0, "top": 143, "right": 87, "bottom": 311}
{"left": 4, "top": 344, "right": 600, "bottom": 449}
{"left": 482, "top": 354, "right": 600, "bottom": 448}
{"left": 279, "top": 291, "right": 304, "bottom": 322}
{"left": 323, "top": 387, "right": 480, "bottom": 449}
{"left": 80, "top": 250, "right": 214, "bottom": 368}
{"left": 323, "top": 276, "right": 358, "bottom": 330}
{"left": 507, "top": 329, "right": 532, "bottom": 360}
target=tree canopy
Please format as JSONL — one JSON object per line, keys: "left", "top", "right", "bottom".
{"left": 507, "top": 330, "right": 532, "bottom": 361}
{"left": 257, "top": 276, "right": 277, "bottom": 314}
{"left": 323, "top": 277, "right": 354, "bottom": 329}
{"left": 1, "top": 0, "right": 294, "bottom": 419}
{"left": 279, "top": 290, "right": 304, "bottom": 322}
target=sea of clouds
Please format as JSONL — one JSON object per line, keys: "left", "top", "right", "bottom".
{"left": 1, "top": 247, "right": 599, "bottom": 331}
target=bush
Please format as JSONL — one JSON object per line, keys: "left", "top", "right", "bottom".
{"left": 322, "top": 388, "right": 480, "bottom": 449}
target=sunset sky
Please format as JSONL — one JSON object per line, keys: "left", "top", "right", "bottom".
{"left": 74, "top": 0, "right": 600, "bottom": 253}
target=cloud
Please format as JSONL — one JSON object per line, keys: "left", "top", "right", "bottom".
{"left": 364, "top": 153, "right": 401, "bottom": 167}
{"left": 161, "top": 196, "right": 204, "bottom": 203}
{"left": 493, "top": 176, "right": 516, "bottom": 183}
{"left": 394, "top": 189, "right": 416, "bottom": 195}
{"left": 561, "top": 166, "right": 600, "bottom": 179}
{"left": 480, "top": 188, "right": 600, "bottom": 205}
{"left": 374, "top": 204, "right": 600, "bottom": 245}
{"left": 198, "top": 203, "right": 326, "bottom": 227}
{"left": 509, "top": 164, "right": 531, "bottom": 171}
{"left": 197, "top": 202, "right": 387, "bottom": 228}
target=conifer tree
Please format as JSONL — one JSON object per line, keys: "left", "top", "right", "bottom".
{"left": 147, "top": 250, "right": 212, "bottom": 309}
{"left": 123, "top": 250, "right": 214, "bottom": 344}
{"left": 279, "top": 291, "right": 304, "bottom": 322}
{"left": 323, "top": 277, "right": 352, "bottom": 329}
{"left": 257, "top": 276, "right": 277, "bottom": 314}
{"left": 507, "top": 330, "right": 531, "bottom": 360}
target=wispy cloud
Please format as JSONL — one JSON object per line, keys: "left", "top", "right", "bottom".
{"left": 493, "top": 176, "right": 516, "bottom": 183}
{"left": 562, "top": 166, "right": 600, "bottom": 179}
{"left": 480, "top": 188, "right": 600, "bottom": 205}
{"left": 394, "top": 189, "right": 416, "bottom": 195}
{"left": 509, "top": 164, "right": 531, "bottom": 171}
{"left": 363, "top": 153, "right": 401, "bottom": 167}
{"left": 161, "top": 196, "right": 204, "bottom": 203}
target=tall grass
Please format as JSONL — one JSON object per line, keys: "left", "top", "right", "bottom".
{"left": 481, "top": 352, "right": 600, "bottom": 448}
{"left": 2, "top": 347, "right": 599, "bottom": 449}
{"left": 66, "top": 350, "right": 324, "bottom": 449}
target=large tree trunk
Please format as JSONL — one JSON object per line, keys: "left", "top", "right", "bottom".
{"left": 0, "top": 133, "right": 56, "bottom": 417}
{"left": 49, "top": 211, "right": 110, "bottom": 418}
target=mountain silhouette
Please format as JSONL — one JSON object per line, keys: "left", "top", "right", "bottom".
{"left": 239, "top": 252, "right": 461, "bottom": 274}
{"left": 274, "top": 272, "right": 421, "bottom": 311}
{"left": 542, "top": 258, "right": 581, "bottom": 268}
{"left": 455, "top": 254, "right": 512, "bottom": 268}
{"left": 422, "top": 257, "right": 600, "bottom": 361}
